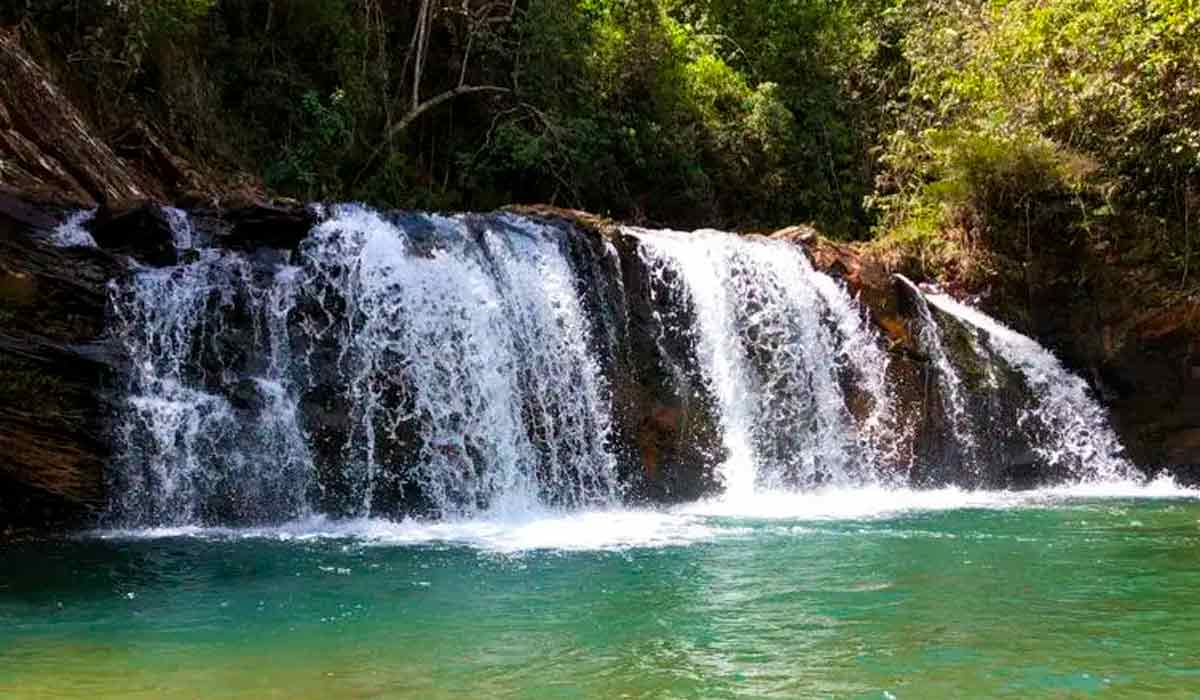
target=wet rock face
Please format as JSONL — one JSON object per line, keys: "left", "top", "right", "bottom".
{"left": 0, "top": 195, "right": 327, "bottom": 531}
{"left": 1101, "top": 325, "right": 1200, "bottom": 481}
{"left": 520, "top": 209, "right": 727, "bottom": 503}
{"left": 205, "top": 202, "right": 318, "bottom": 252}
{"left": 0, "top": 196, "right": 123, "bottom": 530}
{"left": 970, "top": 243, "right": 1200, "bottom": 480}
{"left": 611, "top": 231, "right": 726, "bottom": 503}
{"left": 805, "top": 245, "right": 1090, "bottom": 489}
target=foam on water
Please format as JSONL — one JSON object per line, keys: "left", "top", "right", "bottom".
{"left": 92, "top": 476, "right": 1198, "bottom": 552}
{"left": 94, "top": 508, "right": 728, "bottom": 553}
{"left": 678, "top": 475, "right": 1196, "bottom": 521}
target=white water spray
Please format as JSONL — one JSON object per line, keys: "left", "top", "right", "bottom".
{"left": 632, "top": 228, "right": 895, "bottom": 497}
{"left": 111, "top": 206, "right": 621, "bottom": 524}
{"left": 50, "top": 208, "right": 97, "bottom": 247}
{"left": 924, "top": 293, "right": 1133, "bottom": 481}
{"left": 109, "top": 244, "right": 311, "bottom": 525}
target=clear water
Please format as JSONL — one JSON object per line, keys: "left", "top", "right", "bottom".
{"left": 4, "top": 483, "right": 1199, "bottom": 699}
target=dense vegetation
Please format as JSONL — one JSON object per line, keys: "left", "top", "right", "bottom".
{"left": 6, "top": 0, "right": 1198, "bottom": 281}
{"left": 874, "top": 0, "right": 1199, "bottom": 287}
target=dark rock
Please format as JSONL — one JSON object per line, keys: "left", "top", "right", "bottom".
{"left": 207, "top": 202, "right": 318, "bottom": 251}
{"left": 0, "top": 201, "right": 126, "bottom": 530}
{"left": 228, "top": 379, "right": 264, "bottom": 412}
{"left": 4, "top": 188, "right": 1194, "bottom": 531}
{"left": 0, "top": 193, "right": 60, "bottom": 231}
{"left": 608, "top": 229, "right": 726, "bottom": 501}
{"left": 88, "top": 203, "right": 179, "bottom": 266}
{"left": 457, "top": 207, "right": 728, "bottom": 502}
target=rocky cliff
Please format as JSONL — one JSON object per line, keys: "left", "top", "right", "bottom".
{"left": 2, "top": 25, "right": 1197, "bottom": 533}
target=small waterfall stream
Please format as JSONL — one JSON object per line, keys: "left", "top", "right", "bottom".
{"left": 895, "top": 275, "right": 979, "bottom": 472}
{"left": 631, "top": 228, "right": 895, "bottom": 496}
{"left": 108, "top": 249, "right": 312, "bottom": 525}
{"left": 100, "top": 204, "right": 1137, "bottom": 527}
{"left": 924, "top": 292, "right": 1132, "bottom": 481}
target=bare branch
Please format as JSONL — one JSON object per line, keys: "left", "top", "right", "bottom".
{"left": 392, "top": 85, "right": 509, "bottom": 141}
{"left": 355, "top": 85, "right": 510, "bottom": 186}
{"left": 412, "top": 0, "right": 434, "bottom": 111}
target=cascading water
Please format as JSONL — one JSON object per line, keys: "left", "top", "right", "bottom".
{"left": 924, "top": 293, "right": 1133, "bottom": 481}
{"left": 107, "top": 241, "right": 311, "bottom": 526}
{"left": 108, "top": 205, "right": 619, "bottom": 526}
{"left": 895, "top": 275, "right": 979, "bottom": 471}
{"left": 162, "top": 206, "right": 194, "bottom": 250}
{"left": 299, "top": 206, "right": 619, "bottom": 518}
{"left": 51, "top": 208, "right": 98, "bottom": 248}
{"left": 631, "top": 228, "right": 896, "bottom": 496}
{"left": 102, "top": 203, "right": 1140, "bottom": 528}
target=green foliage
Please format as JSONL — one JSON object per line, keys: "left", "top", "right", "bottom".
{"left": 876, "top": 0, "right": 1200, "bottom": 282}
{"left": 18, "top": 0, "right": 896, "bottom": 231}
{"left": 14, "top": 0, "right": 1195, "bottom": 280}
{"left": 266, "top": 89, "right": 355, "bottom": 199}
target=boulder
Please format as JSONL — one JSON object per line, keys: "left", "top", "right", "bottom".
{"left": 206, "top": 201, "right": 318, "bottom": 251}
{"left": 89, "top": 203, "right": 179, "bottom": 266}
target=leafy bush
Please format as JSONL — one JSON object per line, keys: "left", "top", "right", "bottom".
{"left": 876, "top": 0, "right": 1199, "bottom": 281}
{"left": 266, "top": 89, "right": 354, "bottom": 199}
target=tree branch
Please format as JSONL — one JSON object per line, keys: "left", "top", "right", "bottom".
{"left": 391, "top": 85, "right": 509, "bottom": 141}
{"left": 355, "top": 85, "right": 510, "bottom": 186}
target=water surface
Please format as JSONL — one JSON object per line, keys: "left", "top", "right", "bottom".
{"left": 3, "top": 485, "right": 1199, "bottom": 699}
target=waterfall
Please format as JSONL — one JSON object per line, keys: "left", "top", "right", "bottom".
{"left": 895, "top": 275, "right": 979, "bottom": 472}
{"left": 108, "top": 205, "right": 619, "bottom": 525}
{"left": 631, "top": 228, "right": 895, "bottom": 496}
{"left": 162, "top": 206, "right": 194, "bottom": 250}
{"left": 924, "top": 293, "right": 1132, "bottom": 481}
{"left": 108, "top": 248, "right": 311, "bottom": 525}
{"left": 300, "top": 206, "right": 618, "bottom": 518}
{"left": 102, "top": 203, "right": 1139, "bottom": 528}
